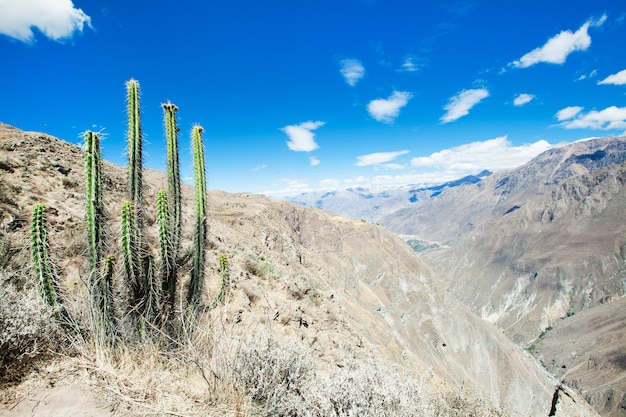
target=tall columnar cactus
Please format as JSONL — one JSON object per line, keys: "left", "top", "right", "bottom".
{"left": 187, "top": 125, "right": 207, "bottom": 306}
{"left": 121, "top": 201, "right": 140, "bottom": 307}
{"left": 162, "top": 102, "right": 182, "bottom": 254}
{"left": 126, "top": 79, "right": 143, "bottom": 212}
{"left": 157, "top": 189, "right": 176, "bottom": 307}
{"left": 31, "top": 204, "right": 57, "bottom": 308}
{"left": 84, "top": 131, "right": 103, "bottom": 273}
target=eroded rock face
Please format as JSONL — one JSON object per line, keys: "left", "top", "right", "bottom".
{"left": 0, "top": 122, "right": 599, "bottom": 416}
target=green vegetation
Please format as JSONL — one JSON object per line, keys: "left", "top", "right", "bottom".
{"left": 406, "top": 239, "right": 440, "bottom": 253}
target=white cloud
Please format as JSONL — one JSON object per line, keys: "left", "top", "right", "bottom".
{"left": 556, "top": 106, "right": 626, "bottom": 130}
{"left": 281, "top": 121, "right": 325, "bottom": 152}
{"left": 264, "top": 178, "right": 311, "bottom": 197}
{"left": 309, "top": 156, "right": 320, "bottom": 166}
{"left": 556, "top": 106, "right": 584, "bottom": 121}
{"left": 410, "top": 136, "right": 552, "bottom": 173}
{"left": 0, "top": 0, "right": 92, "bottom": 43}
{"left": 367, "top": 91, "right": 412, "bottom": 124}
{"left": 339, "top": 59, "right": 365, "bottom": 86}
{"left": 251, "top": 164, "right": 267, "bottom": 172}
{"left": 268, "top": 137, "right": 555, "bottom": 196}
{"left": 513, "top": 93, "right": 536, "bottom": 107}
{"left": 510, "top": 15, "right": 606, "bottom": 68}
{"left": 598, "top": 69, "right": 626, "bottom": 86}
{"left": 355, "top": 150, "right": 410, "bottom": 167}
{"left": 440, "top": 88, "right": 489, "bottom": 123}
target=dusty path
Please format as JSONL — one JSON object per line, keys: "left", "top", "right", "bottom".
{"left": 1, "top": 384, "right": 118, "bottom": 417}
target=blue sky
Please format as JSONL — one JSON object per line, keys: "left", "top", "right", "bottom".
{"left": 1, "top": 0, "right": 625, "bottom": 196}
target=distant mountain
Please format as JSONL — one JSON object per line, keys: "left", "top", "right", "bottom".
{"left": 389, "top": 136, "right": 626, "bottom": 417}
{"left": 286, "top": 170, "right": 492, "bottom": 223}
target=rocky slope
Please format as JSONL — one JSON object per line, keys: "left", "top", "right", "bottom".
{"left": 0, "top": 122, "right": 599, "bottom": 416}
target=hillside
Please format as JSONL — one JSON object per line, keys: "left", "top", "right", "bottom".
{"left": 0, "top": 122, "right": 599, "bottom": 416}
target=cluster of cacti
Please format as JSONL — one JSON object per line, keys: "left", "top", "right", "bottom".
{"left": 30, "top": 78, "right": 229, "bottom": 345}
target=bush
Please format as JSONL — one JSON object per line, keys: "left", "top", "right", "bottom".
{"left": 227, "top": 333, "right": 435, "bottom": 417}
{"left": 0, "top": 272, "right": 60, "bottom": 382}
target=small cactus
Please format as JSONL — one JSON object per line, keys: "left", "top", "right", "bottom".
{"left": 209, "top": 253, "right": 230, "bottom": 309}
{"left": 31, "top": 204, "right": 58, "bottom": 308}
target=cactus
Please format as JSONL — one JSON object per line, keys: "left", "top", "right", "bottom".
{"left": 121, "top": 201, "right": 140, "bottom": 307}
{"left": 162, "top": 102, "right": 182, "bottom": 254}
{"left": 157, "top": 189, "right": 176, "bottom": 307}
{"left": 84, "top": 131, "right": 103, "bottom": 273}
{"left": 187, "top": 125, "right": 207, "bottom": 306}
{"left": 99, "top": 254, "right": 117, "bottom": 338}
{"left": 126, "top": 79, "right": 143, "bottom": 213}
{"left": 31, "top": 204, "right": 58, "bottom": 308}
{"left": 209, "top": 253, "right": 230, "bottom": 309}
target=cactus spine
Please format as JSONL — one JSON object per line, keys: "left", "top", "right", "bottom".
{"left": 187, "top": 125, "right": 207, "bottom": 306}
{"left": 31, "top": 204, "right": 57, "bottom": 307}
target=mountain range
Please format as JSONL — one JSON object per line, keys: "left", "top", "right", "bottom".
{"left": 290, "top": 136, "right": 626, "bottom": 416}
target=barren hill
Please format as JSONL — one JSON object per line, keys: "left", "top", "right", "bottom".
{"left": 0, "top": 122, "right": 600, "bottom": 416}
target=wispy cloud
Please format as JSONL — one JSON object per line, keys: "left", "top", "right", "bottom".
{"left": 440, "top": 88, "right": 489, "bottom": 123}
{"left": 598, "top": 69, "right": 626, "bottom": 86}
{"left": 411, "top": 136, "right": 552, "bottom": 173}
{"left": 0, "top": 0, "right": 92, "bottom": 43}
{"left": 309, "top": 156, "right": 320, "bottom": 166}
{"left": 367, "top": 91, "right": 412, "bottom": 124}
{"left": 509, "top": 15, "right": 606, "bottom": 68}
{"left": 265, "top": 178, "right": 311, "bottom": 196}
{"left": 339, "top": 58, "right": 365, "bottom": 86}
{"left": 556, "top": 106, "right": 626, "bottom": 130}
{"left": 398, "top": 55, "right": 425, "bottom": 72}
{"left": 556, "top": 106, "right": 584, "bottom": 121}
{"left": 513, "top": 93, "right": 536, "bottom": 107}
{"left": 576, "top": 69, "right": 597, "bottom": 81}
{"left": 251, "top": 164, "right": 267, "bottom": 172}
{"left": 281, "top": 121, "right": 325, "bottom": 152}
{"left": 355, "top": 150, "right": 410, "bottom": 167}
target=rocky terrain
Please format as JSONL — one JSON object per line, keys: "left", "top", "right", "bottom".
{"left": 0, "top": 121, "right": 601, "bottom": 416}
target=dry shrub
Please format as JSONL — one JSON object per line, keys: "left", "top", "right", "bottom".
{"left": 222, "top": 332, "right": 435, "bottom": 417}
{"left": 0, "top": 272, "right": 61, "bottom": 382}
